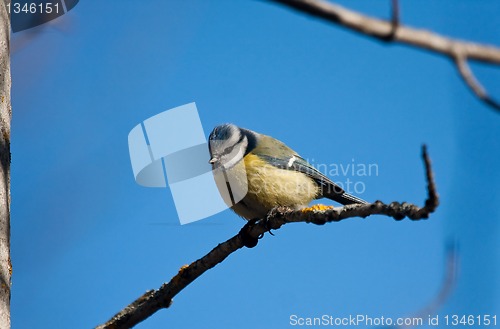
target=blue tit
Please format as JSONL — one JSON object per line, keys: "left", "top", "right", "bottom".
{"left": 208, "top": 123, "right": 367, "bottom": 220}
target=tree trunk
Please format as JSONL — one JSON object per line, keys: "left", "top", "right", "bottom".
{"left": 0, "top": 1, "right": 11, "bottom": 328}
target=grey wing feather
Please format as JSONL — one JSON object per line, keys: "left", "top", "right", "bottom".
{"left": 259, "top": 154, "right": 367, "bottom": 205}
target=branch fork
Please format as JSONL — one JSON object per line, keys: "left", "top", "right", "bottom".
{"left": 270, "top": 0, "right": 500, "bottom": 111}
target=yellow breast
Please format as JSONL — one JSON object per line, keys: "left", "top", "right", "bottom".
{"left": 241, "top": 154, "right": 319, "bottom": 210}
{"left": 213, "top": 153, "right": 320, "bottom": 220}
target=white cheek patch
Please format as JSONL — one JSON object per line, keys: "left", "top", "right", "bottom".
{"left": 287, "top": 156, "right": 296, "bottom": 168}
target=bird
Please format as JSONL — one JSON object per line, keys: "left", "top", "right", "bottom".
{"left": 208, "top": 123, "right": 367, "bottom": 221}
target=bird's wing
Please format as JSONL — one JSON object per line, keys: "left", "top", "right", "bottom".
{"left": 258, "top": 154, "right": 367, "bottom": 205}
{"left": 253, "top": 135, "right": 367, "bottom": 205}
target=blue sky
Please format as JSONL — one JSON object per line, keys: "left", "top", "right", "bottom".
{"left": 10, "top": 1, "right": 500, "bottom": 328}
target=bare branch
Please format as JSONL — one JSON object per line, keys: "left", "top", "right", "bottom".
{"left": 377, "top": 240, "right": 458, "bottom": 329}
{"left": 455, "top": 55, "right": 500, "bottom": 111}
{"left": 95, "top": 235, "right": 242, "bottom": 329}
{"left": 96, "top": 145, "right": 439, "bottom": 329}
{"left": 269, "top": 0, "right": 500, "bottom": 112}
{"left": 409, "top": 240, "right": 458, "bottom": 326}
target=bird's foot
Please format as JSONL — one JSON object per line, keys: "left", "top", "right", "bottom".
{"left": 239, "top": 219, "right": 262, "bottom": 248}
{"left": 265, "top": 206, "right": 291, "bottom": 234}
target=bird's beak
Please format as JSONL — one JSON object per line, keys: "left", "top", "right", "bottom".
{"left": 209, "top": 157, "right": 218, "bottom": 164}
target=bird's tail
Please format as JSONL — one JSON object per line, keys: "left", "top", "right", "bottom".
{"left": 323, "top": 189, "right": 368, "bottom": 205}
{"left": 336, "top": 192, "right": 368, "bottom": 205}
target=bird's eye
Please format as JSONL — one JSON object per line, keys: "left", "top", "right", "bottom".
{"left": 221, "top": 143, "right": 236, "bottom": 156}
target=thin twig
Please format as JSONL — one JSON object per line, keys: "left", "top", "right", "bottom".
{"left": 96, "top": 145, "right": 439, "bottom": 329}
{"left": 269, "top": 0, "right": 500, "bottom": 111}
{"left": 412, "top": 241, "right": 458, "bottom": 325}
{"left": 455, "top": 55, "right": 500, "bottom": 111}
{"left": 382, "top": 0, "right": 399, "bottom": 41}
{"left": 391, "top": 0, "right": 400, "bottom": 28}
{"left": 396, "top": 240, "right": 458, "bottom": 329}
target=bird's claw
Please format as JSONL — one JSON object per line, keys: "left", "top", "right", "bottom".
{"left": 239, "top": 219, "right": 260, "bottom": 248}
{"left": 239, "top": 215, "right": 278, "bottom": 248}
{"left": 262, "top": 216, "right": 275, "bottom": 236}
